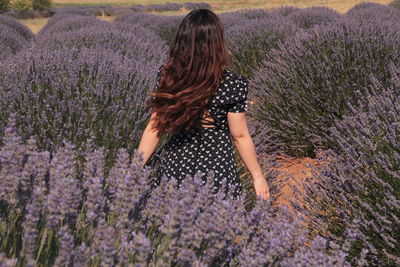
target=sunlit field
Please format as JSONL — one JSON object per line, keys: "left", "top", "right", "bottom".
{"left": 18, "top": 0, "right": 392, "bottom": 33}
{"left": 51, "top": 0, "right": 391, "bottom": 13}
{"left": 1, "top": 0, "right": 400, "bottom": 266}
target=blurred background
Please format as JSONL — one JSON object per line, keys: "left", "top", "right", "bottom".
{"left": 51, "top": 0, "right": 392, "bottom": 12}
{"left": 0, "top": 0, "right": 393, "bottom": 32}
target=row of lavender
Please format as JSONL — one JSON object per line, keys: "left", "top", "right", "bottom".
{"left": 0, "top": 1, "right": 399, "bottom": 265}
{"left": 1, "top": 115, "right": 356, "bottom": 266}
{"left": 131, "top": 2, "right": 211, "bottom": 12}
{"left": 0, "top": 14, "right": 33, "bottom": 59}
{"left": 243, "top": 5, "right": 400, "bottom": 265}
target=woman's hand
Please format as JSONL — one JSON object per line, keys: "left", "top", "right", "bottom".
{"left": 252, "top": 175, "right": 270, "bottom": 200}
{"left": 228, "top": 112, "right": 271, "bottom": 201}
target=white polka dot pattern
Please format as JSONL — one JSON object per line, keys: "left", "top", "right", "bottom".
{"left": 153, "top": 65, "right": 248, "bottom": 198}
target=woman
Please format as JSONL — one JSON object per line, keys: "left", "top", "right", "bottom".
{"left": 137, "top": 9, "right": 270, "bottom": 200}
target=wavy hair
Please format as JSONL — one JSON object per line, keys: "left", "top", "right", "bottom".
{"left": 146, "top": 9, "right": 230, "bottom": 136}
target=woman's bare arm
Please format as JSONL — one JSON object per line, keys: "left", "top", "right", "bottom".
{"left": 227, "top": 112, "right": 270, "bottom": 199}
{"left": 137, "top": 111, "right": 163, "bottom": 167}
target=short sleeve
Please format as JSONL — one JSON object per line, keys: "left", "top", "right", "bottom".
{"left": 226, "top": 75, "right": 249, "bottom": 113}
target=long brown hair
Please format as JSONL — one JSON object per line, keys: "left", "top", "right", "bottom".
{"left": 146, "top": 9, "right": 230, "bottom": 136}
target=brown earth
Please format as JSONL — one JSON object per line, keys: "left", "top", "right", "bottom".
{"left": 271, "top": 153, "right": 327, "bottom": 211}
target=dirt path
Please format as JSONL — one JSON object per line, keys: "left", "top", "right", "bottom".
{"left": 268, "top": 153, "right": 329, "bottom": 213}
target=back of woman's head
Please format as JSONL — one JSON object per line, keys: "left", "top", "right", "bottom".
{"left": 147, "top": 9, "right": 230, "bottom": 136}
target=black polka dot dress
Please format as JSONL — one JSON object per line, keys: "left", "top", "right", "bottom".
{"left": 153, "top": 65, "right": 249, "bottom": 199}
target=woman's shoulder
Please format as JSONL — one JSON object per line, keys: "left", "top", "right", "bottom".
{"left": 209, "top": 69, "right": 248, "bottom": 106}
{"left": 222, "top": 69, "right": 247, "bottom": 83}
{"left": 220, "top": 69, "right": 248, "bottom": 96}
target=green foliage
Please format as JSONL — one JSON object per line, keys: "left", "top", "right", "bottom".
{"left": 390, "top": 0, "right": 400, "bottom": 8}
{"left": 0, "top": 0, "right": 10, "bottom": 11}
{"left": 10, "top": 0, "right": 31, "bottom": 11}
{"left": 32, "top": 0, "right": 50, "bottom": 10}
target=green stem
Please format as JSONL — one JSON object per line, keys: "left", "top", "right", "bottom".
{"left": 35, "top": 227, "right": 48, "bottom": 262}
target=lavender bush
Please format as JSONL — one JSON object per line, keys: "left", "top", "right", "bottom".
{"left": 37, "top": 14, "right": 105, "bottom": 36}
{"left": 115, "top": 13, "right": 183, "bottom": 46}
{"left": 290, "top": 62, "right": 400, "bottom": 265}
{"left": 1, "top": 47, "right": 162, "bottom": 170}
{"left": 130, "top": 4, "right": 146, "bottom": 12}
{"left": 218, "top": 8, "right": 283, "bottom": 32}
{"left": 130, "top": 2, "right": 210, "bottom": 12}
{"left": 182, "top": 2, "right": 211, "bottom": 10}
{"left": 345, "top": 3, "right": 400, "bottom": 23}
{"left": 271, "top": 6, "right": 302, "bottom": 16}
{"left": 143, "top": 3, "right": 183, "bottom": 12}
{"left": 0, "top": 26, "right": 13, "bottom": 59}
{"left": 286, "top": 6, "right": 341, "bottom": 30}
{"left": 0, "top": 14, "right": 33, "bottom": 41}
{"left": 225, "top": 16, "right": 299, "bottom": 77}
{"left": 0, "top": 24, "right": 30, "bottom": 60}
{"left": 0, "top": 114, "right": 357, "bottom": 265}
{"left": 347, "top": 1, "right": 389, "bottom": 12}
{"left": 217, "top": 10, "right": 249, "bottom": 30}
{"left": 36, "top": 23, "right": 168, "bottom": 64}
{"left": 233, "top": 8, "right": 277, "bottom": 19}
{"left": 249, "top": 19, "right": 400, "bottom": 158}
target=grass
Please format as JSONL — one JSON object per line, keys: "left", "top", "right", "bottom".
{"left": 17, "top": 0, "right": 392, "bottom": 34}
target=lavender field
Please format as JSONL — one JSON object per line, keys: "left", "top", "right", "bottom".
{"left": 1, "top": 2, "right": 400, "bottom": 266}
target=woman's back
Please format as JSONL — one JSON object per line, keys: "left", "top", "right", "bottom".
{"left": 154, "top": 65, "right": 249, "bottom": 198}
{"left": 138, "top": 8, "right": 269, "bottom": 200}
{"left": 155, "top": 65, "right": 249, "bottom": 131}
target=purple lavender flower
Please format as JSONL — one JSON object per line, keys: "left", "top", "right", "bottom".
{"left": 22, "top": 187, "right": 43, "bottom": 261}
{"left": 0, "top": 14, "right": 33, "bottom": 41}
{"left": 54, "top": 225, "right": 75, "bottom": 266}
{"left": 45, "top": 141, "right": 81, "bottom": 229}
{"left": 0, "top": 24, "right": 30, "bottom": 60}
{"left": 0, "top": 127, "right": 352, "bottom": 265}
{"left": 182, "top": 2, "right": 211, "bottom": 10}
{"left": 287, "top": 6, "right": 341, "bottom": 30}
{"left": 271, "top": 6, "right": 302, "bottom": 16}
{"left": 3, "top": 46, "right": 162, "bottom": 170}
{"left": 37, "top": 23, "right": 167, "bottom": 65}
{"left": 345, "top": 3, "right": 400, "bottom": 23}
{"left": 225, "top": 16, "right": 299, "bottom": 77}
{"left": 37, "top": 14, "right": 104, "bottom": 37}
{"left": 82, "top": 143, "right": 106, "bottom": 225}
{"left": 115, "top": 13, "right": 184, "bottom": 46}
{"left": 292, "top": 63, "right": 400, "bottom": 265}
{"left": 250, "top": 18, "right": 400, "bottom": 157}
{"left": 0, "top": 112, "right": 26, "bottom": 206}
